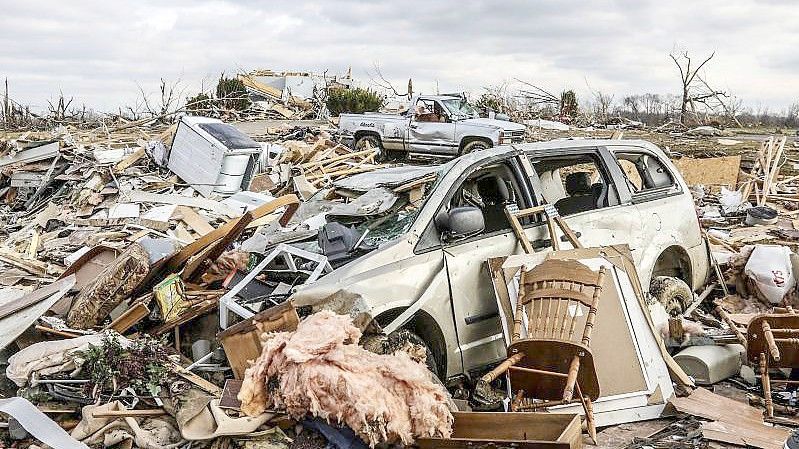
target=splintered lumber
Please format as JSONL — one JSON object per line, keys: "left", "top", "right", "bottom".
{"left": 163, "top": 194, "right": 299, "bottom": 274}
{"left": 300, "top": 147, "right": 376, "bottom": 170}
{"left": 0, "top": 248, "right": 58, "bottom": 276}
{"left": 671, "top": 387, "right": 788, "bottom": 449}
{"left": 0, "top": 275, "right": 75, "bottom": 320}
{"left": 114, "top": 147, "right": 146, "bottom": 172}
{"left": 176, "top": 206, "right": 214, "bottom": 236}
{"left": 107, "top": 302, "right": 150, "bottom": 334}
{"left": 91, "top": 409, "right": 166, "bottom": 418}
{"left": 34, "top": 325, "right": 81, "bottom": 339}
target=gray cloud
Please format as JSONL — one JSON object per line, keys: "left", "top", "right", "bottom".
{"left": 0, "top": 0, "right": 797, "bottom": 112}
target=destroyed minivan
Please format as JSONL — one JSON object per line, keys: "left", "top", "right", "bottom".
{"left": 292, "top": 139, "right": 710, "bottom": 380}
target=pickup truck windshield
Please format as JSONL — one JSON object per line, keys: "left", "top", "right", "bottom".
{"left": 441, "top": 99, "right": 479, "bottom": 119}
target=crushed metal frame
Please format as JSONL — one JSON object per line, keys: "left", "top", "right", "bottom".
{"left": 219, "top": 244, "right": 332, "bottom": 328}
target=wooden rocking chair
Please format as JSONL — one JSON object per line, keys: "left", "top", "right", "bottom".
{"left": 477, "top": 258, "right": 607, "bottom": 443}
{"left": 747, "top": 313, "right": 799, "bottom": 418}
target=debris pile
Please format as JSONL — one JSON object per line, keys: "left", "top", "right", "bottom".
{"left": 0, "top": 115, "right": 444, "bottom": 449}
{"left": 2, "top": 104, "right": 799, "bottom": 449}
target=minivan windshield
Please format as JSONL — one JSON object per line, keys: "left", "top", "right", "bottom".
{"left": 360, "top": 161, "right": 455, "bottom": 246}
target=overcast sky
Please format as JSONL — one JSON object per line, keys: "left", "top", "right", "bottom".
{"left": 1, "top": 0, "right": 797, "bottom": 114}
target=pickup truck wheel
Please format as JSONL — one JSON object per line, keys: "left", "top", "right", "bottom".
{"left": 649, "top": 276, "right": 693, "bottom": 316}
{"left": 354, "top": 134, "right": 385, "bottom": 159}
{"left": 461, "top": 139, "right": 491, "bottom": 154}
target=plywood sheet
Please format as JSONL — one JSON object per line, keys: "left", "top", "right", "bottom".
{"left": 671, "top": 155, "right": 741, "bottom": 189}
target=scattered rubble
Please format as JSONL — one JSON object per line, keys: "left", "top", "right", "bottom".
{"left": 1, "top": 104, "right": 799, "bottom": 449}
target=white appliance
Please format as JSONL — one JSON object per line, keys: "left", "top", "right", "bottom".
{"left": 168, "top": 116, "right": 262, "bottom": 198}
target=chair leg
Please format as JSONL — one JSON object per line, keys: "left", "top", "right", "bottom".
{"left": 563, "top": 355, "right": 581, "bottom": 402}
{"left": 576, "top": 383, "right": 597, "bottom": 445}
{"left": 760, "top": 352, "right": 773, "bottom": 418}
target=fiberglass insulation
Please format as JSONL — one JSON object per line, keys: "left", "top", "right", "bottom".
{"left": 238, "top": 311, "right": 453, "bottom": 446}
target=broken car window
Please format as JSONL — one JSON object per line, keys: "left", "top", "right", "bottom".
{"left": 614, "top": 152, "right": 675, "bottom": 193}
{"left": 530, "top": 154, "right": 616, "bottom": 216}
{"left": 414, "top": 99, "right": 446, "bottom": 123}
{"left": 355, "top": 164, "right": 449, "bottom": 247}
{"left": 441, "top": 98, "right": 479, "bottom": 119}
{"left": 447, "top": 163, "right": 524, "bottom": 234}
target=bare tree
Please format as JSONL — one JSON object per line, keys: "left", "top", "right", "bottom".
{"left": 46, "top": 91, "right": 74, "bottom": 122}
{"left": 368, "top": 63, "right": 413, "bottom": 99}
{"left": 515, "top": 79, "right": 560, "bottom": 110}
{"left": 669, "top": 50, "right": 727, "bottom": 125}
{"left": 591, "top": 90, "right": 615, "bottom": 123}
{"left": 138, "top": 78, "right": 186, "bottom": 120}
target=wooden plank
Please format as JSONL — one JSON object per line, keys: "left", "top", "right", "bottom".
{"left": 114, "top": 147, "right": 145, "bottom": 172}
{"left": 176, "top": 206, "right": 214, "bottom": 236}
{"left": 0, "top": 276, "right": 75, "bottom": 320}
{"left": 0, "top": 249, "right": 56, "bottom": 276}
{"left": 174, "top": 363, "right": 223, "bottom": 395}
{"left": 27, "top": 230, "right": 40, "bottom": 258}
{"left": 107, "top": 302, "right": 150, "bottom": 334}
{"left": 183, "top": 210, "right": 253, "bottom": 282}
{"left": 504, "top": 208, "right": 534, "bottom": 253}
{"left": 34, "top": 325, "right": 81, "bottom": 339}
{"left": 162, "top": 194, "right": 299, "bottom": 274}
{"left": 671, "top": 387, "right": 788, "bottom": 449}
{"left": 553, "top": 216, "right": 583, "bottom": 248}
{"left": 91, "top": 409, "right": 166, "bottom": 418}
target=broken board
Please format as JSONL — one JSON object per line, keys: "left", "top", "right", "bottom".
{"left": 217, "top": 301, "right": 300, "bottom": 379}
{"left": 671, "top": 155, "right": 741, "bottom": 190}
{"left": 670, "top": 387, "right": 788, "bottom": 449}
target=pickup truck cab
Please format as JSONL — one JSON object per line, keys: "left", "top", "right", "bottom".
{"left": 339, "top": 95, "right": 526, "bottom": 159}
{"left": 292, "top": 139, "right": 710, "bottom": 380}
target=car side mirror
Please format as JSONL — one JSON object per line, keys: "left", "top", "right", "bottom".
{"left": 435, "top": 206, "right": 485, "bottom": 242}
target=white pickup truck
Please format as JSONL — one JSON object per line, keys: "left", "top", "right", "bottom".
{"left": 338, "top": 94, "right": 526, "bottom": 159}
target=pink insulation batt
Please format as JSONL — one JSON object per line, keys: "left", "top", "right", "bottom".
{"left": 238, "top": 311, "right": 453, "bottom": 446}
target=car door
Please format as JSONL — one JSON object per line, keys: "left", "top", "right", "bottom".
{"left": 518, "top": 148, "right": 644, "bottom": 261}
{"left": 606, "top": 146, "right": 703, "bottom": 284}
{"left": 435, "top": 156, "right": 534, "bottom": 371}
{"left": 407, "top": 99, "right": 457, "bottom": 155}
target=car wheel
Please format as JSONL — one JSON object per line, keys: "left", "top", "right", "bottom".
{"left": 649, "top": 276, "right": 693, "bottom": 316}
{"left": 354, "top": 134, "right": 386, "bottom": 160}
{"left": 361, "top": 329, "right": 439, "bottom": 375}
{"left": 461, "top": 139, "right": 492, "bottom": 154}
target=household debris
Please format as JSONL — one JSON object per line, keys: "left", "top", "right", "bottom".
{"left": 2, "top": 105, "right": 799, "bottom": 449}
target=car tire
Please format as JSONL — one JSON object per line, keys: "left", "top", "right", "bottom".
{"left": 461, "top": 139, "right": 492, "bottom": 154}
{"left": 649, "top": 276, "right": 693, "bottom": 316}
{"left": 354, "top": 134, "right": 387, "bottom": 161}
{"left": 361, "top": 329, "right": 439, "bottom": 376}
{"left": 400, "top": 330, "right": 439, "bottom": 375}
